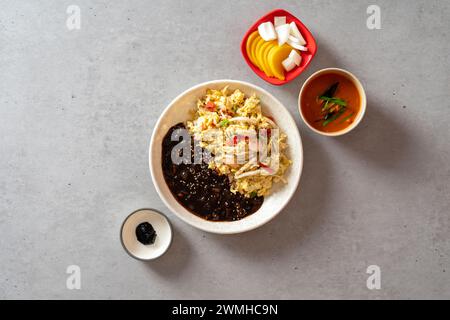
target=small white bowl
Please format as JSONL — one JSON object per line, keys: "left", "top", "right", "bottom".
{"left": 120, "top": 208, "right": 172, "bottom": 260}
{"left": 298, "top": 68, "right": 366, "bottom": 136}
{"left": 149, "top": 80, "right": 303, "bottom": 234}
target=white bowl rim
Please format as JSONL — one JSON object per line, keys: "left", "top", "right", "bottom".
{"left": 149, "top": 79, "right": 303, "bottom": 234}
{"left": 120, "top": 208, "right": 173, "bottom": 261}
{"left": 298, "top": 67, "right": 367, "bottom": 137}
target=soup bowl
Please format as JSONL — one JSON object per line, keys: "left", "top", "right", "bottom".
{"left": 298, "top": 68, "right": 366, "bottom": 136}
{"left": 149, "top": 80, "right": 303, "bottom": 234}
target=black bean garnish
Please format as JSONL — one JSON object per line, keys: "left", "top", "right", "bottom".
{"left": 135, "top": 222, "right": 157, "bottom": 245}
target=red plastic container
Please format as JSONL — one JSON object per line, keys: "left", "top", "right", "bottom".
{"left": 240, "top": 8, "right": 317, "bottom": 86}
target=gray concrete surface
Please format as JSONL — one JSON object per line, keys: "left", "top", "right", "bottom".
{"left": 0, "top": 0, "right": 449, "bottom": 299}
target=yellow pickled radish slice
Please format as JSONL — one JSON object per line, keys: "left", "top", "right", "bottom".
{"left": 267, "top": 44, "right": 293, "bottom": 80}
{"left": 245, "top": 31, "right": 259, "bottom": 67}
{"left": 252, "top": 37, "right": 266, "bottom": 71}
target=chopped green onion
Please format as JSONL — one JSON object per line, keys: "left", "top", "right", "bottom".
{"left": 250, "top": 191, "right": 258, "bottom": 198}
{"left": 219, "top": 119, "right": 230, "bottom": 127}
{"left": 322, "top": 100, "right": 330, "bottom": 112}
{"left": 322, "top": 107, "right": 346, "bottom": 127}
{"left": 339, "top": 112, "right": 354, "bottom": 123}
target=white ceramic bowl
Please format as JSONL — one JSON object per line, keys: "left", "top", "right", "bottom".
{"left": 298, "top": 68, "right": 367, "bottom": 136}
{"left": 149, "top": 80, "right": 303, "bottom": 234}
{"left": 120, "top": 208, "right": 172, "bottom": 260}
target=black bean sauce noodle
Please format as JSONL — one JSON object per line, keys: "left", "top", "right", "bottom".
{"left": 162, "top": 123, "right": 263, "bottom": 221}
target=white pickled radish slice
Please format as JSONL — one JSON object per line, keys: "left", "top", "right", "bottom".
{"left": 258, "top": 22, "right": 277, "bottom": 41}
{"left": 289, "top": 22, "right": 306, "bottom": 45}
{"left": 275, "top": 24, "right": 290, "bottom": 45}
{"left": 274, "top": 16, "right": 286, "bottom": 27}
{"left": 287, "top": 38, "right": 308, "bottom": 51}
{"left": 288, "top": 35, "right": 302, "bottom": 44}
{"left": 282, "top": 56, "right": 296, "bottom": 72}
{"left": 289, "top": 50, "right": 302, "bottom": 66}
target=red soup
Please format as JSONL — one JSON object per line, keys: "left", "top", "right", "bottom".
{"left": 301, "top": 72, "right": 360, "bottom": 133}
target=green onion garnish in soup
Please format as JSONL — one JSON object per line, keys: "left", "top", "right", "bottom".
{"left": 301, "top": 73, "right": 360, "bottom": 132}
{"left": 318, "top": 83, "right": 348, "bottom": 127}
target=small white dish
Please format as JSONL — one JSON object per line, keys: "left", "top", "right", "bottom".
{"left": 298, "top": 68, "right": 367, "bottom": 136}
{"left": 149, "top": 79, "right": 303, "bottom": 234}
{"left": 120, "top": 208, "right": 172, "bottom": 260}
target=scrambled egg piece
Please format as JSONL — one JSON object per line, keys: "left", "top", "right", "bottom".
{"left": 187, "top": 87, "right": 291, "bottom": 198}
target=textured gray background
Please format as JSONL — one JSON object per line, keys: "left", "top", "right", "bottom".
{"left": 0, "top": 0, "right": 449, "bottom": 299}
